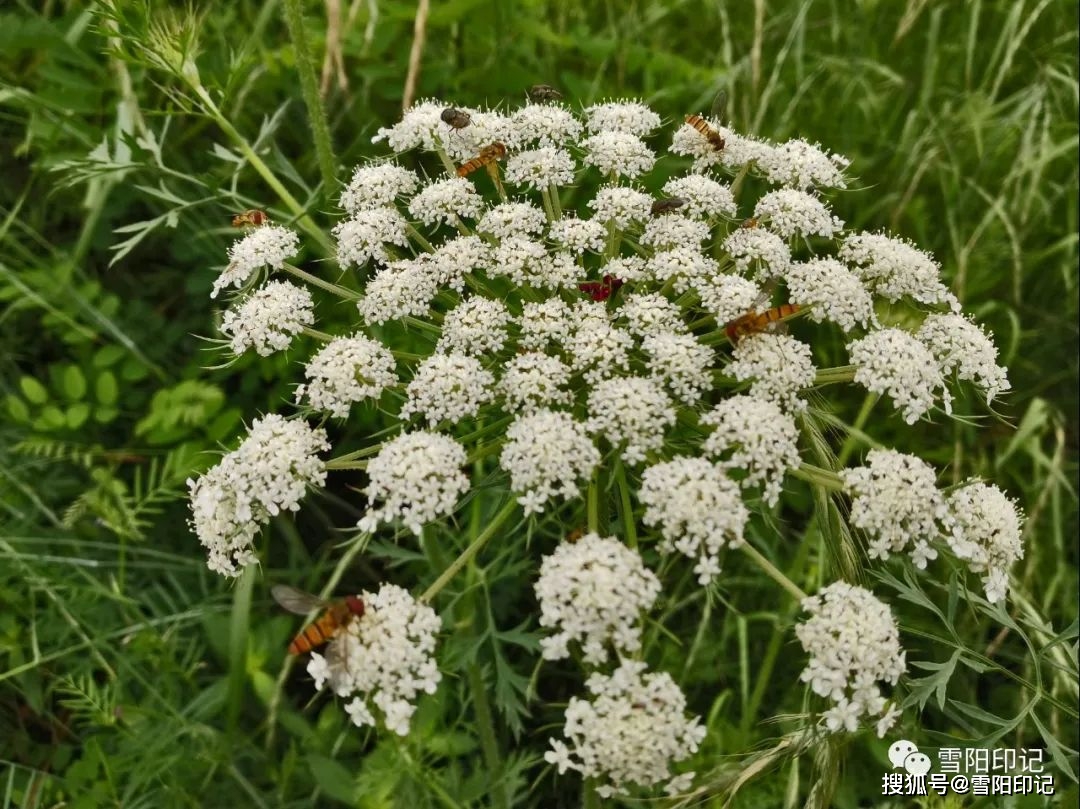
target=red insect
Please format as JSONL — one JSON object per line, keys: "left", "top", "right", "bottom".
{"left": 271, "top": 584, "right": 365, "bottom": 656}
{"left": 578, "top": 274, "right": 624, "bottom": 302}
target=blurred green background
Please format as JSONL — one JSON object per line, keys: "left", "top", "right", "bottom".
{"left": 1, "top": 0, "right": 1076, "bottom": 806}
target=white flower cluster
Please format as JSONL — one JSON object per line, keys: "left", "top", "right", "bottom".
{"left": 586, "top": 377, "right": 676, "bottom": 465}
{"left": 220, "top": 280, "right": 314, "bottom": 356}
{"left": 535, "top": 534, "right": 660, "bottom": 663}
{"left": 295, "top": 334, "right": 397, "bottom": 418}
{"left": 545, "top": 661, "right": 704, "bottom": 798}
{"left": 499, "top": 410, "right": 600, "bottom": 514}
{"left": 187, "top": 415, "right": 329, "bottom": 576}
{"left": 401, "top": 353, "right": 495, "bottom": 424}
{"left": 848, "top": 328, "right": 951, "bottom": 423}
{"left": 436, "top": 297, "right": 511, "bottom": 356}
{"left": 795, "top": 582, "right": 905, "bottom": 736}
{"left": 215, "top": 225, "right": 300, "bottom": 298}
{"left": 946, "top": 481, "right": 1024, "bottom": 603}
{"left": 308, "top": 583, "right": 441, "bottom": 736}
{"left": 726, "top": 333, "right": 817, "bottom": 412}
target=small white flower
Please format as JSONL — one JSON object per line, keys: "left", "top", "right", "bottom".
{"left": 510, "top": 103, "right": 583, "bottom": 147}
{"left": 583, "top": 101, "right": 662, "bottom": 135}
{"left": 356, "top": 255, "right": 440, "bottom": 324}
{"left": 848, "top": 328, "right": 951, "bottom": 423}
{"left": 497, "top": 352, "right": 573, "bottom": 414}
{"left": 646, "top": 247, "right": 720, "bottom": 291}
{"left": 536, "top": 533, "right": 660, "bottom": 664}
{"left": 215, "top": 225, "right": 300, "bottom": 298}
{"left": 701, "top": 395, "right": 801, "bottom": 506}
{"left": 546, "top": 660, "right": 705, "bottom": 797}
{"left": 477, "top": 201, "right": 547, "bottom": 240}
{"left": 295, "top": 334, "right": 397, "bottom": 418}
{"left": 358, "top": 431, "right": 469, "bottom": 535}
{"left": 581, "top": 131, "right": 657, "bottom": 178}
{"left": 309, "top": 583, "right": 441, "bottom": 736}
{"left": 641, "top": 214, "right": 711, "bottom": 250}
{"left": 586, "top": 376, "right": 676, "bottom": 465}
{"left": 640, "top": 457, "right": 748, "bottom": 584}
{"left": 722, "top": 226, "right": 792, "bottom": 280}
{"left": 619, "top": 292, "right": 686, "bottom": 338}
{"left": 588, "top": 185, "right": 654, "bottom": 228}
{"left": 783, "top": 258, "right": 876, "bottom": 332}
{"left": 796, "top": 582, "right": 905, "bottom": 734}
{"left": 431, "top": 235, "right": 492, "bottom": 291}
{"left": 499, "top": 409, "right": 599, "bottom": 514}
{"left": 436, "top": 297, "right": 511, "bottom": 356}
{"left": 916, "top": 313, "right": 1010, "bottom": 402}
{"left": 842, "top": 448, "right": 952, "bottom": 568}
{"left": 601, "top": 254, "right": 649, "bottom": 283}
{"left": 408, "top": 177, "right": 485, "bottom": 226}
{"left": 519, "top": 297, "right": 573, "bottom": 350}
{"left": 401, "top": 353, "right": 495, "bottom": 424}
{"left": 548, "top": 217, "right": 606, "bottom": 253}
{"left": 754, "top": 189, "right": 844, "bottom": 239}
{"left": 220, "top": 280, "right": 314, "bottom": 356}
{"left": 371, "top": 98, "right": 446, "bottom": 153}
{"left": 695, "top": 274, "right": 763, "bottom": 325}
{"left": 661, "top": 175, "right": 737, "bottom": 218}
{"left": 187, "top": 415, "right": 329, "bottom": 576}
{"left": 642, "top": 331, "right": 714, "bottom": 404}
{"left": 839, "top": 232, "right": 960, "bottom": 311}
{"left": 946, "top": 481, "right": 1024, "bottom": 604}
{"left": 670, "top": 119, "right": 767, "bottom": 172}
{"left": 489, "top": 237, "right": 577, "bottom": 289}
{"left": 333, "top": 208, "right": 411, "bottom": 269}
{"left": 339, "top": 163, "right": 419, "bottom": 214}
{"left": 755, "top": 138, "right": 849, "bottom": 190}
{"left": 504, "top": 146, "right": 576, "bottom": 189}
{"left": 564, "top": 302, "right": 634, "bottom": 384}
{"left": 726, "top": 333, "right": 816, "bottom": 412}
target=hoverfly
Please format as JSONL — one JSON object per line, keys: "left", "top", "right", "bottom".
{"left": 709, "top": 89, "right": 729, "bottom": 125}
{"left": 527, "top": 84, "right": 563, "bottom": 102}
{"left": 457, "top": 142, "right": 508, "bottom": 178}
{"left": 578, "top": 274, "right": 624, "bottom": 303}
{"left": 685, "top": 114, "right": 725, "bottom": 151}
{"left": 231, "top": 209, "right": 269, "bottom": 228}
{"left": 650, "top": 197, "right": 688, "bottom": 217}
{"left": 724, "top": 303, "right": 802, "bottom": 344}
{"left": 440, "top": 107, "right": 472, "bottom": 130}
{"left": 740, "top": 217, "right": 760, "bottom": 229}
{"left": 271, "top": 584, "right": 365, "bottom": 656}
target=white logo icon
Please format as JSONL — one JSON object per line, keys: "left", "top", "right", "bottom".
{"left": 888, "top": 740, "right": 933, "bottom": 775}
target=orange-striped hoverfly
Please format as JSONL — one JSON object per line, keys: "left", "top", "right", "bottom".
{"left": 271, "top": 584, "right": 365, "bottom": 656}
{"left": 724, "top": 303, "right": 802, "bottom": 344}
{"left": 457, "top": 142, "right": 508, "bottom": 178}
{"left": 685, "top": 114, "right": 725, "bottom": 151}
{"left": 231, "top": 209, "right": 269, "bottom": 228}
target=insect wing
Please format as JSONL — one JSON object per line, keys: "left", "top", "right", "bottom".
{"left": 271, "top": 584, "right": 328, "bottom": 615}
{"left": 710, "top": 89, "right": 729, "bottom": 125}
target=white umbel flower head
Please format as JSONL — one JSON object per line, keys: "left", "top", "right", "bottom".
{"left": 549, "top": 217, "right": 606, "bottom": 253}
{"left": 646, "top": 247, "right": 720, "bottom": 292}
{"left": 722, "top": 225, "right": 792, "bottom": 280}
{"left": 339, "top": 163, "right": 419, "bottom": 214}
{"left": 795, "top": 582, "right": 905, "bottom": 736}
{"left": 510, "top": 103, "right": 583, "bottom": 147}
{"left": 436, "top": 297, "right": 511, "bottom": 356}
{"left": 408, "top": 177, "right": 485, "bottom": 227}
{"left": 755, "top": 138, "right": 849, "bottom": 190}
{"left": 642, "top": 332, "right": 714, "bottom": 404}
{"left": 431, "top": 235, "right": 492, "bottom": 291}
{"left": 564, "top": 303, "right": 634, "bottom": 383}
{"left": 581, "top": 132, "right": 657, "bottom": 178}
{"left": 619, "top": 292, "right": 686, "bottom": 338}
{"left": 848, "top": 328, "right": 951, "bottom": 423}
{"left": 356, "top": 255, "right": 440, "bottom": 324}
{"left": 946, "top": 482, "right": 1024, "bottom": 604}
{"left": 489, "top": 237, "right": 577, "bottom": 289}
{"left": 588, "top": 185, "right": 654, "bottom": 228}
{"left": 586, "top": 376, "right": 676, "bottom": 465}
{"left": 701, "top": 395, "right": 801, "bottom": 506}
{"left": 839, "top": 232, "right": 960, "bottom": 311}
{"left": 499, "top": 410, "right": 600, "bottom": 514}
{"left": 783, "top": 258, "right": 876, "bottom": 332}
{"left": 695, "top": 274, "right": 764, "bottom": 325}
{"left": 583, "top": 101, "right": 662, "bottom": 135}
{"left": 536, "top": 534, "right": 661, "bottom": 664}
{"left": 357, "top": 431, "right": 469, "bottom": 535}
{"left": 519, "top": 297, "right": 573, "bottom": 350}
{"left": 842, "top": 448, "right": 952, "bottom": 568}
{"left": 215, "top": 225, "right": 300, "bottom": 298}
{"left": 220, "top": 280, "right": 314, "bottom": 357}
{"left": 504, "top": 146, "right": 576, "bottom": 189}
{"left": 497, "top": 352, "right": 573, "bottom": 414}
{"left": 308, "top": 583, "right": 441, "bottom": 736}
{"left": 661, "top": 175, "right": 737, "bottom": 218}
{"left": 333, "top": 208, "right": 411, "bottom": 269}
{"left": 477, "top": 201, "right": 547, "bottom": 240}
{"left": 187, "top": 415, "right": 329, "bottom": 576}
{"left": 640, "top": 457, "right": 748, "bottom": 584}
{"left": 371, "top": 98, "right": 446, "bottom": 153}
{"left": 295, "top": 334, "right": 397, "bottom": 418}
{"left": 401, "top": 353, "right": 495, "bottom": 424}
{"left": 641, "top": 214, "right": 711, "bottom": 250}
{"left": 545, "top": 661, "right": 704, "bottom": 799}
{"left": 726, "top": 333, "right": 816, "bottom": 412}
{"left": 602, "top": 255, "right": 649, "bottom": 283}
{"left": 754, "top": 189, "right": 844, "bottom": 239}
{"left": 916, "top": 313, "right": 1011, "bottom": 402}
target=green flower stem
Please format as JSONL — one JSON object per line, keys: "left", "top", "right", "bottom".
{"left": 586, "top": 471, "right": 600, "bottom": 533}
{"left": 490, "top": 168, "right": 509, "bottom": 203}
{"left": 688, "top": 314, "right": 716, "bottom": 331}
{"left": 466, "top": 441, "right": 503, "bottom": 465}
{"left": 406, "top": 223, "right": 436, "bottom": 253}
{"left": 459, "top": 416, "right": 514, "bottom": 445}
{"left": 467, "top": 660, "right": 508, "bottom": 809}
{"left": 547, "top": 183, "right": 563, "bottom": 219}
{"left": 327, "top": 442, "right": 391, "bottom": 466}
{"left": 604, "top": 220, "right": 621, "bottom": 259}
{"left": 613, "top": 460, "right": 637, "bottom": 548}
{"left": 453, "top": 215, "right": 473, "bottom": 237}
{"left": 282, "top": 0, "right": 337, "bottom": 191}
{"left": 391, "top": 349, "right": 426, "bottom": 361}
{"left": 583, "top": 782, "right": 601, "bottom": 809}
{"left": 302, "top": 326, "right": 334, "bottom": 342}
{"left": 813, "top": 365, "right": 858, "bottom": 386}
{"left": 540, "top": 187, "right": 557, "bottom": 222}
{"left": 420, "top": 500, "right": 518, "bottom": 603}
{"left": 432, "top": 139, "right": 459, "bottom": 178}
{"left": 739, "top": 542, "right": 807, "bottom": 602}
{"left": 729, "top": 162, "right": 753, "bottom": 202}
{"left": 324, "top": 459, "right": 368, "bottom": 471}
{"left": 403, "top": 315, "right": 443, "bottom": 335}
{"left": 791, "top": 463, "right": 846, "bottom": 491}
{"left": 283, "top": 263, "right": 359, "bottom": 299}
{"left": 837, "top": 393, "right": 879, "bottom": 466}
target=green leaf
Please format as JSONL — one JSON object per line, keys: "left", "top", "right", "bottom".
{"left": 94, "top": 370, "right": 118, "bottom": 405}
{"left": 5, "top": 394, "right": 30, "bottom": 422}
{"left": 66, "top": 403, "right": 90, "bottom": 429}
{"left": 39, "top": 405, "right": 67, "bottom": 430}
{"left": 94, "top": 406, "right": 119, "bottom": 423}
{"left": 306, "top": 753, "right": 357, "bottom": 803}
{"left": 1030, "top": 712, "right": 1078, "bottom": 783}
{"left": 19, "top": 375, "right": 48, "bottom": 404}
{"left": 61, "top": 364, "right": 87, "bottom": 400}
{"left": 905, "top": 649, "right": 960, "bottom": 711}
{"left": 92, "top": 344, "right": 125, "bottom": 368}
